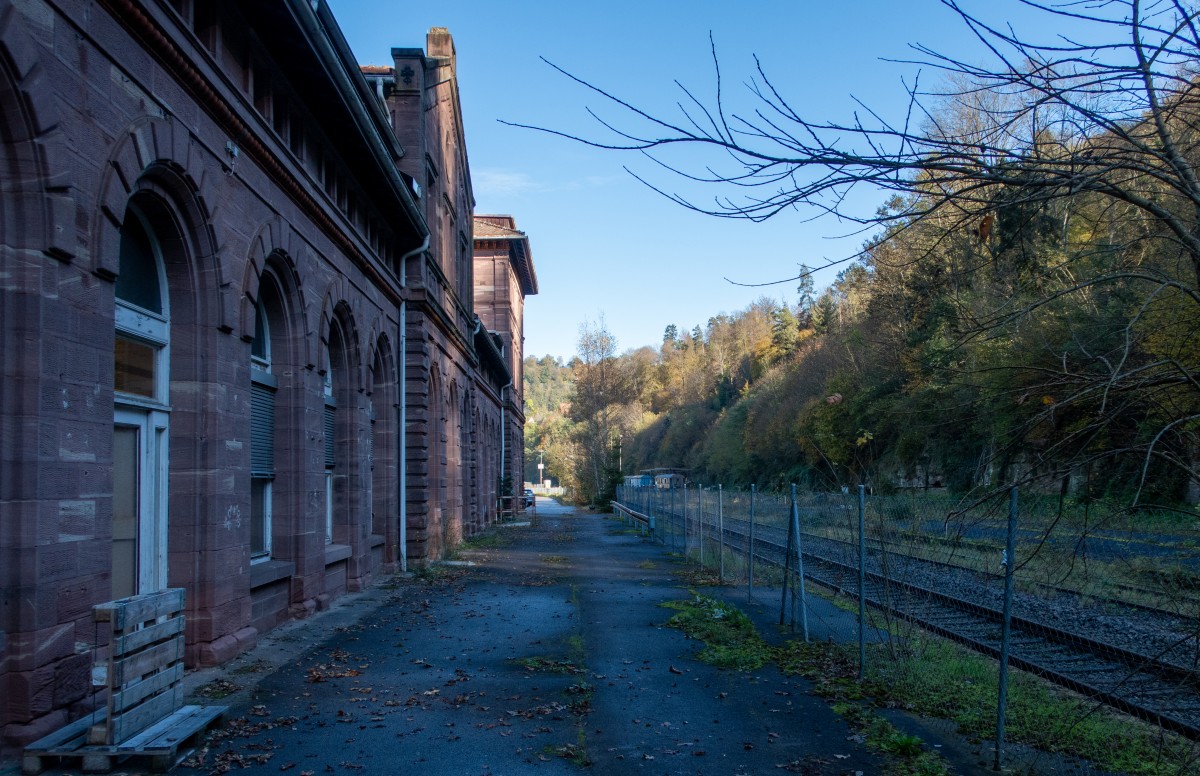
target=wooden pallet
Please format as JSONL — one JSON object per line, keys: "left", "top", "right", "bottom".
{"left": 22, "top": 704, "right": 228, "bottom": 773}
{"left": 91, "top": 589, "right": 188, "bottom": 746}
{"left": 23, "top": 590, "right": 227, "bottom": 773}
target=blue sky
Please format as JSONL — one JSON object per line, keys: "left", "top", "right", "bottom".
{"left": 325, "top": 1, "right": 1073, "bottom": 361}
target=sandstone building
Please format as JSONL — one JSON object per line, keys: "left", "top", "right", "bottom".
{"left": 0, "top": 0, "right": 534, "bottom": 750}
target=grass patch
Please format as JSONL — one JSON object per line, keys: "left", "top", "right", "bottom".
{"left": 872, "top": 636, "right": 1199, "bottom": 776}
{"left": 666, "top": 594, "right": 946, "bottom": 774}
{"left": 511, "top": 655, "right": 585, "bottom": 674}
{"left": 566, "top": 681, "right": 594, "bottom": 714}
{"left": 776, "top": 641, "right": 949, "bottom": 775}
{"left": 230, "top": 659, "right": 272, "bottom": 675}
{"left": 408, "top": 564, "right": 465, "bottom": 585}
{"left": 546, "top": 737, "right": 591, "bottom": 767}
{"left": 662, "top": 595, "right": 772, "bottom": 670}
{"left": 673, "top": 564, "right": 728, "bottom": 587}
{"left": 459, "top": 529, "right": 514, "bottom": 550}
{"left": 779, "top": 631, "right": 1199, "bottom": 776}
{"left": 637, "top": 560, "right": 657, "bottom": 569}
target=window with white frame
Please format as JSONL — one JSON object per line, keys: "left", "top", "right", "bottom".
{"left": 114, "top": 208, "right": 169, "bottom": 402}
{"left": 250, "top": 298, "right": 275, "bottom": 560}
{"left": 323, "top": 364, "right": 335, "bottom": 544}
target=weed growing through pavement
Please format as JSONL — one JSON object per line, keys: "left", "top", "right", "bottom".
{"left": 662, "top": 595, "right": 772, "bottom": 671}
{"left": 672, "top": 564, "right": 728, "bottom": 588}
{"left": 511, "top": 593, "right": 595, "bottom": 767}
{"left": 458, "top": 529, "right": 515, "bottom": 551}
{"left": 408, "top": 564, "right": 464, "bottom": 585}
{"left": 511, "top": 656, "right": 585, "bottom": 674}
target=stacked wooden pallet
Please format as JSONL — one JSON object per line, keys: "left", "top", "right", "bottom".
{"left": 22, "top": 589, "right": 227, "bottom": 773}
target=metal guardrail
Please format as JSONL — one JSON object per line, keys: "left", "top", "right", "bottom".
{"left": 610, "top": 500, "right": 652, "bottom": 533}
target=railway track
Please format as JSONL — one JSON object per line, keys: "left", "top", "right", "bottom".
{"left": 617, "top": 501, "right": 1200, "bottom": 739}
{"left": 806, "top": 527, "right": 1200, "bottom": 624}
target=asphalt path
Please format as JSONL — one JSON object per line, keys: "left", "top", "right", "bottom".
{"left": 174, "top": 499, "right": 886, "bottom": 775}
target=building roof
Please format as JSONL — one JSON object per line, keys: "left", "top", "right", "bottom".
{"left": 234, "top": 1, "right": 426, "bottom": 249}
{"left": 474, "top": 215, "right": 538, "bottom": 295}
{"left": 360, "top": 65, "right": 394, "bottom": 75}
{"left": 474, "top": 218, "right": 525, "bottom": 239}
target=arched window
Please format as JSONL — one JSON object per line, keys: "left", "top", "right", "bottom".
{"left": 250, "top": 290, "right": 276, "bottom": 560}
{"left": 114, "top": 209, "right": 168, "bottom": 399}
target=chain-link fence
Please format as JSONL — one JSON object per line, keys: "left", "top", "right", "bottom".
{"left": 613, "top": 483, "right": 1200, "bottom": 773}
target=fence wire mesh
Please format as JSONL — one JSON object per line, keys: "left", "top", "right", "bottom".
{"left": 613, "top": 483, "right": 1200, "bottom": 774}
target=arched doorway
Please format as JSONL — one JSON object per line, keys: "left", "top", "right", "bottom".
{"left": 112, "top": 200, "right": 171, "bottom": 599}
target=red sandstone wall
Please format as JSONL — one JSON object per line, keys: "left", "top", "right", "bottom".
{"left": 0, "top": 0, "right": 419, "bottom": 750}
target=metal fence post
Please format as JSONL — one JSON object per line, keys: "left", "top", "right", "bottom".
{"left": 698, "top": 485, "right": 705, "bottom": 569}
{"left": 717, "top": 484, "right": 725, "bottom": 581}
{"left": 995, "top": 487, "right": 1018, "bottom": 771}
{"left": 857, "top": 484, "right": 867, "bottom": 681}
{"left": 681, "top": 482, "right": 688, "bottom": 558}
{"left": 780, "top": 485, "right": 794, "bottom": 627}
{"left": 748, "top": 484, "right": 756, "bottom": 603}
{"left": 668, "top": 485, "right": 675, "bottom": 550}
{"left": 645, "top": 485, "right": 652, "bottom": 535}
{"left": 791, "top": 483, "right": 810, "bottom": 642}
{"left": 653, "top": 486, "right": 659, "bottom": 537}
{"left": 650, "top": 486, "right": 655, "bottom": 536}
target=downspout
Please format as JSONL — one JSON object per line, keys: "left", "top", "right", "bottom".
{"left": 500, "top": 382, "right": 513, "bottom": 504}
{"left": 397, "top": 236, "right": 428, "bottom": 572}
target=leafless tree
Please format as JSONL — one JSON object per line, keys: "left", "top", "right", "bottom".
{"left": 571, "top": 318, "right": 622, "bottom": 504}
{"left": 514, "top": 1, "right": 1199, "bottom": 272}
{"left": 512, "top": 0, "right": 1200, "bottom": 503}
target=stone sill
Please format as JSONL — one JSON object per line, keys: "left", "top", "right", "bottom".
{"left": 325, "top": 543, "right": 352, "bottom": 565}
{"left": 250, "top": 558, "right": 295, "bottom": 589}
{"left": 369, "top": 533, "right": 384, "bottom": 548}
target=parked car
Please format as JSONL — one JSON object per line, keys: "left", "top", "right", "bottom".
{"left": 524, "top": 489, "right": 536, "bottom": 508}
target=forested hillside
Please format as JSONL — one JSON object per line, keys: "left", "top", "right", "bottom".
{"left": 523, "top": 2, "right": 1200, "bottom": 508}
{"left": 522, "top": 355, "right": 574, "bottom": 486}
{"left": 529, "top": 199, "right": 1197, "bottom": 504}
{"left": 526, "top": 199, "right": 1199, "bottom": 504}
